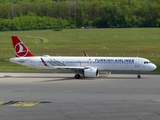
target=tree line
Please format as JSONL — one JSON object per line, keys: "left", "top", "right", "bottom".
{"left": 0, "top": 0, "right": 160, "bottom": 31}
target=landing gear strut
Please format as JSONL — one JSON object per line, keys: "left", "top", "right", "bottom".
{"left": 137, "top": 75, "right": 141, "bottom": 78}
{"left": 75, "top": 74, "right": 80, "bottom": 79}
{"left": 137, "top": 72, "right": 141, "bottom": 79}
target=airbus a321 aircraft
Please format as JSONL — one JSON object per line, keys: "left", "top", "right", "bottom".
{"left": 10, "top": 36, "right": 157, "bottom": 79}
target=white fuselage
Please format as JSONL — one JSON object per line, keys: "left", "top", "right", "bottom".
{"left": 10, "top": 56, "right": 157, "bottom": 72}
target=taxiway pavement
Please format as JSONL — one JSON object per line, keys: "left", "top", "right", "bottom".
{"left": 0, "top": 72, "right": 160, "bottom": 120}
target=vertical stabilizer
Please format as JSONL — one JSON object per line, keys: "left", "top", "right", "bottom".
{"left": 11, "top": 36, "right": 34, "bottom": 57}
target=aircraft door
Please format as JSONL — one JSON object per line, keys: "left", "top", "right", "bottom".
{"left": 89, "top": 59, "right": 92, "bottom": 66}
{"left": 30, "top": 60, "right": 34, "bottom": 67}
{"left": 135, "top": 59, "right": 139, "bottom": 68}
{"left": 79, "top": 58, "right": 92, "bottom": 67}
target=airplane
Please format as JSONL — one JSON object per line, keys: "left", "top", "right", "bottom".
{"left": 10, "top": 36, "right": 157, "bottom": 79}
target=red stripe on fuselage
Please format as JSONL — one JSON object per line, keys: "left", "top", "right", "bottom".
{"left": 41, "top": 58, "right": 48, "bottom": 66}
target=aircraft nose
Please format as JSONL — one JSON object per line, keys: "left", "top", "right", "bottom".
{"left": 152, "top": 64, "right": 157, "bottom": 70}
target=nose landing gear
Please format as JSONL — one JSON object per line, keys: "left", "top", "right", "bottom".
{"left": 137, "top": 72, "right": 141, "bottom": 78}
{"left": 137, "top": 74, "right": 141, "bottom": 79}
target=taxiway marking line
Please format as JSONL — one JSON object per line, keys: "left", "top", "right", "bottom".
{"left": 0, "top": 102, "right": 5, "bottom": 106}
{"left": 10, "top": 102, "right": 39, "bottom": 106}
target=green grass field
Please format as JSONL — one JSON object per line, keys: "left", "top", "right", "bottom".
{"left": 0, "top": 28, "right": 159, "bottom": 72}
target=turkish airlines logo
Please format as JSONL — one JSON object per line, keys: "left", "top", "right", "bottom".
{"left": 14, "top": 42, "right": 28, "bottom": 57}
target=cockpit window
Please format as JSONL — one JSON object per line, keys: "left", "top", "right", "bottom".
{"left": 144, "top": 61, "right": 151, "bottom": 64}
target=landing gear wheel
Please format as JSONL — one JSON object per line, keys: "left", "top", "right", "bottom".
{"left": 137, "top": 75, "right": 141, "bottom": 79}
{"left": 75, "top": 74, "right": 80, "bottom": 79}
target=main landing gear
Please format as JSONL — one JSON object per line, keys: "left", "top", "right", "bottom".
{"left": 75, "top": 74, "right": 80, "bottom": 79}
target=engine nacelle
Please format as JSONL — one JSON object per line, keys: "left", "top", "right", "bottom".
{"left": 84, "top": 68, "right": 99, "bottom": 77}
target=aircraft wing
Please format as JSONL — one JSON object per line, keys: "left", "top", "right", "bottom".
{"left": 54, "top": 66, "right": 85, "bottom": 69}
{"left": 50, "top": 66, "right": 94, "bottom": 70}
{"left": 41, "top": 58, "right": 93, "bottom": 70}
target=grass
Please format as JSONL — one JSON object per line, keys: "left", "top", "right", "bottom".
{"left": 0, "top": 28, "right": 160, "bottom": 72}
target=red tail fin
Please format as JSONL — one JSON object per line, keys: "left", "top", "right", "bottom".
{"left": 11, "top": 36, "right": 34, "bottom": 57}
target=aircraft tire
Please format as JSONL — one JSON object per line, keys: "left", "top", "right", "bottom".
{"left": 137, "top": 75, "right": 141, "bottom": 79}
{"left": 75, "top": 74, "right": 80, "bottom": 79}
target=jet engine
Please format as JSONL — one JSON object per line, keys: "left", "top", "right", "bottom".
{"left": 84, "top": 68, "right": 99, "bottom": 77}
